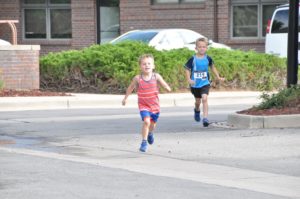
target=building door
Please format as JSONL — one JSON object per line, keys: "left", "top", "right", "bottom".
{"left": 99, "top": 0, "right": 119, "bottom": 43}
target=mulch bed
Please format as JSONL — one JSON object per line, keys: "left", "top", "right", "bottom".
{"left": 0, "top": 140, "right": 15, "bottom": 145}
{"left": 237, "top": 107, "right": 300, "bottom": 116}
{"left": 0, "top": 89, "right": 71, "bottom": 97}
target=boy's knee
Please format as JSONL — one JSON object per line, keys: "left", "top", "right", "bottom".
{"left": 143, "top": 118, "right": 151, "bottom": 126}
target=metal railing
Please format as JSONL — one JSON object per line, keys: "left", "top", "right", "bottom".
{"left": 0, "top": 20, "right": 19, "bottom": 45}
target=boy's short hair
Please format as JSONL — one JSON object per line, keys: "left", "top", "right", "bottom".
{"left": 195, "top": 37, "right": 208, "bottom": 46}
{"left": 138, "top": 54, "right": 154, "bottom": 65}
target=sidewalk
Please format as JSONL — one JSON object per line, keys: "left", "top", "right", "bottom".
{"left": 0, "top": 91, "right": 299, "bottom": 129}
{"left": 0, "top": 91, "right": 261, "bottom": 111}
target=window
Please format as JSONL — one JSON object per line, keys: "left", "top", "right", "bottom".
{"left": 231, "top": 0, "right": 285, "bottom": 38}
{"left": 233, "top": 5, "right": 258, "bottom": 37}
{"left": 152, "top": 0, "right": 203, "bottom": 4}
{"left": 262, "top": 5, "right": 278, "bottom": 36}
{"left": 271, "top": 10, "right": 289, "bottom": 33}
{"left": 111, "top": 31, "right": 158, "bottom": 44}
{"left": 270, "top": 9, "right": 300, "bottom": 34}
{"left": 100, "top": 0, "right": 120, "bottom": 43}
{"left": 23, "top": 0, "right": 71, "bottom": 39}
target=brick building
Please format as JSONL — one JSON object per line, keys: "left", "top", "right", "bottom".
{"left": 0, "top": 0, "right": 287, "bottom": 56}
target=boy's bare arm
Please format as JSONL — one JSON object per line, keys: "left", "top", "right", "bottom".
{"left": 156, "top": 74, "right": 171, "bottom": 92}
{"left": 211, "top": 65, "right": 225, "bottom": 81}
{"left": 122, "top": 76, "right": 138, "bottom": 105}
{"left": 185, "top": 69, "right": 195, "bottom": 85}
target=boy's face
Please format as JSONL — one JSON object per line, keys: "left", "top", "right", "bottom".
{"left": 140, "top": 57, "right": 155, "bottom": 74}
{"left": 195, "top": 41, "right": 208, "bottom": 55}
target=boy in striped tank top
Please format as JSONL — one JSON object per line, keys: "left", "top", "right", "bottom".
{"left": 122, "top": 54, "right": 171, "bottom": 152}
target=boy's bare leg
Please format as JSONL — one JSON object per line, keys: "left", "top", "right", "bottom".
{"left": 146, "top": 121, "right": 156, "bottom": 145}
{"left": 141, "top": 117, "right": 151, "bottom": 140}
{"left": 195, "top": 98, "right": 201, "bottom": 111}
{"left": 149, "top": 122, "right": 156, "bottom": 132}
{"left": 202, "top": 94, "right": 208, "bottom": 118}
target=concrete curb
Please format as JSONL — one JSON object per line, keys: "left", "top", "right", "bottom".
{"left": 0, "top": 92, "right": 261, "bottom": 111}
{"left": 228, "top": 113, "right": 300, "bottom": 129}
{"left": 1, "top": 91, "right": 299, "bottom": 129}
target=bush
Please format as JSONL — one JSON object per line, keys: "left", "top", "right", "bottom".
{"left": 40, "top": 42, "right": 287, "bottom": 93}
{"left": 258, "top": 85, "right": 300, "bottom": 109}
{"left": 0, "top": 79, "right": 4, "bottom": 90}
{"left": 208, "top": 48, "right": 286, "bottom": 90}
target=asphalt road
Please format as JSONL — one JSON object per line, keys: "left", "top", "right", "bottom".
{"left": 0, "top": 105, "right": 300, "bottom": 199}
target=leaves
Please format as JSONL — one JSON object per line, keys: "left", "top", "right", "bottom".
{"left": 257, "top": 85, "right": 300, "bottom": 109}
{"left": 40, "top": 41, "right": 287, "bottom": 93}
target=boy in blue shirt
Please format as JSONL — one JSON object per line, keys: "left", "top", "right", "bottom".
{"left": 184, "top": 37, "right": 225, "bottom": 127}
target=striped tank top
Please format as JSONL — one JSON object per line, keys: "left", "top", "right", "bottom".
{"left": 137, "top": 73, "right": 160, "bottom": 113}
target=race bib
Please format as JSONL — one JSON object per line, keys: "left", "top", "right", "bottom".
{"left": 193, "top": 71, "right": 207, "bottom": 80}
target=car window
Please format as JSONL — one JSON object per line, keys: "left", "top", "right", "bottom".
{"left": 112, "top": 31, "right": 158, "bottom": 43}
{"left": 271, "top": 10, "right": 288, "bottom": 33}
{"left": 271, "top": 8, "right": 300, "bottom": 34}
{"left": 271, "top": 9, "right": 291, "bottom": 33}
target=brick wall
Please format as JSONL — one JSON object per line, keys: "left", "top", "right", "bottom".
{"left": 0, "top": 45, "right": 40, "bottom": 90}
{"left": 120, "top": 0, "right": 215, "bottom": 39}
{"left": 119, "top": 0, "right": 264, "bottom": 52}
{"left": 216, "top": 0, "right": 265, "bottom": 51}
{"left": 0, "top": 0, "right": 97, "bottom": 55}
{"left": 217, "top": 0, "right": 230, "bottom": 43}
{"left": 0, "top": 0, "right": 265, "bottom": 55}
{"left": 71, "top": 0, "right": 97, "bottom": 48}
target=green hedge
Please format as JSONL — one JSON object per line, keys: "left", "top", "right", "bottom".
{"left": 40, "top": 41, "right": 287, "bottom": 93}
{"left": 257, "top": 85, "right": 300, "bottom": 109}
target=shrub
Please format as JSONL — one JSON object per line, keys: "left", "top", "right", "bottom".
{"left": 207, "top": 48, "right": 286, "bottom": 90}
{"left": 0, "top": 79, "right": 4, "bottom": 90}
{"left": 258, "top": 85, "right": 300, "bottom": 109}
{"left": 40, "top": 42, "right": 287, "bottom": 93}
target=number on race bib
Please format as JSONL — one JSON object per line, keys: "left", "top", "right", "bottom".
{"left": 193, "top": 72, "right": 207, "bottom": 79}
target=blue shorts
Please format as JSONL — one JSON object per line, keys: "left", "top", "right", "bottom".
{"left": 140, "top": 111, "right": 160, "bottom": 123}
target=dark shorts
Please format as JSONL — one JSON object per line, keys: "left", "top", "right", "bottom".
{"left": 140, "top": 111, "right": 160, "bottom": 123}
{"left": 190, "top": 84, "right": 210, "bottom": 98}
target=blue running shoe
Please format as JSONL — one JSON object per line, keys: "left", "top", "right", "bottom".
{"left": 139, "top": 140, "right": 147, "bottom": 152}
{"left": 194, "top": 109, "right": 201, "bottom": 122}
{"left": 147, "top": 132, "right": 154, "bottom": 145}
{"left": 203, "top": 118, "right": 209, "bottom": 127}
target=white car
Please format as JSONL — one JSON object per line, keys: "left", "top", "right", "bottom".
{"left": 110, "top": 29, "right": 231, "bottom": 51}
{"left": 0, "top": 39, "right": 11, "bottom": 46}
{"left": 265, "top": 4, "right": 299, "bottom": 60}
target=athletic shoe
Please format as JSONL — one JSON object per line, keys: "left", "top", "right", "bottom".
{"left": 203, "top": 118, "right": 209, "bottom": 127}
{"left": 139, "top": 140, "right": 147, "bottom": 152}
{"left": 147, "top": 132, "right": 154, "bottom": 145}
{"left": 194, "top": 109, "right": 201, "bottom": 122}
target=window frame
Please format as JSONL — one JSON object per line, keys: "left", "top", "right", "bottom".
{"left": 230, "top": 0, "right": 286, "bottom": 39}
{"left": 231, "top": 4, "right": 259, "bottom": 39}
{"left": 22, "top": 0, "right": 71, "bottom": 40}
